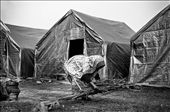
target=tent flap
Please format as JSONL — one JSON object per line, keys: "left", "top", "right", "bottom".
{"left": 106, "top": 42, "right": 130, "bottom": 79}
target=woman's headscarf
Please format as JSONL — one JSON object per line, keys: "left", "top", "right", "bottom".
{"left": 64, "top": 55, "right": 105, "bottom": 79}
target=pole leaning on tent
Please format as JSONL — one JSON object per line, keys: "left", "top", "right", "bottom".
{"left": 18, "top": 48, "right": 21, "bottom": 80}
{"left": 34, "top": 49, "right": 37, "bottom": 78}
{"left": 6, "top": 37, "right": 9, "bottom": 77}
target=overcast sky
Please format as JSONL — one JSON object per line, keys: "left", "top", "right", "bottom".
{"left": 1, "top": 1, "right": 169, "bottom": 32}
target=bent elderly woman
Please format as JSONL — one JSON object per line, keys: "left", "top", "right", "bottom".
{"left": 64, "top": 55, "right": 105, "bottom": 98}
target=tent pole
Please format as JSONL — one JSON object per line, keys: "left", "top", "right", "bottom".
{"left": 34, "top": 49, "right": 37, "bottom": 78}
{"left": 67, "top": 39, "right": 70, "bottom": 60}
{"left": 83, "top": 27, "right": 87, "bottom": 56}
{"left": 103, "top": 43, "right": 107, "bottom": 80}
{"left": 17, "top": 48, "right": 21, "bottom": 80}
{"left": 83, "top": 38, "right": 87, "bottom": 56}
{"left": 6, "top": 38, "right": 9, "bottom": 77}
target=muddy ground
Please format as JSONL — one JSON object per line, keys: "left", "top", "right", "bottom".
{"left": 1, "top": 79, "right": 170, "bottom": 112}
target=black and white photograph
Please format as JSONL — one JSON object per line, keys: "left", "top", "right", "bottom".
{"left": 0, "top": 1, "right": 170, "bottom": 112}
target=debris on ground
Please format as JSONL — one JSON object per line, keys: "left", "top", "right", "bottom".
{"left": 57, "top": 78, "right": 141, "bottom": 102}
{"left": 1, "top": 79, "right": 170, "bottom": 112}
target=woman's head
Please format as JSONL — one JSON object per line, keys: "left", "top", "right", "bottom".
{"left": 89, "top": 55, "right": 105, "bottom": 71}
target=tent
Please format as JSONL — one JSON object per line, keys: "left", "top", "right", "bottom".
{"left": 0, "top": 20, "right": 21, "bottom": 77}
{"left": 106, "top": 42, "right": 131, "bottom": 79}
{"left": 35, "top": 9, "right": 135, "bottom": 79}
{"left": 129, "top": 5, "right": 170, "bottom": 87}
{"left": 5, "top": 24, "right": 47, "bottom": 78}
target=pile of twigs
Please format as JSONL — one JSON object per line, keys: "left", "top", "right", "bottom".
{"left": 58, "top": 78, "right": 129, "bottom": 101}
{"left": 36, "top": 79, "right": 140, "bottom": 111}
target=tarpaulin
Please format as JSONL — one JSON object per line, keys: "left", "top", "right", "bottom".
{"left": 129, "top": 5, "right": 170, "bottom": 87}
{"left": 0, "top": 20, "right": 21, "bottom": 78}
{"left": 106, "top": 42, "right": 130, "bottom": 79}
{"left": 6, "top": 24, "right": 47, "bottom": 49}
{"left": 5, "top": 23, "right": 47, "bottom": 78}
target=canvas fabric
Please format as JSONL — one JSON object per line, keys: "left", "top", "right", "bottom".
{"left": 106, "top": 42, "right": 130, "bottom": 79}
{"left": 0, "top": 21, "right": 21, "bottom": 78}
{"left": 129, "top": 5, "right": 170, "bottom": 87}
{"left": 35, "top": 10, "right": 135, "bottom": 79}
{"left": 5, "top": 24, "right": 47, "bottom": 78}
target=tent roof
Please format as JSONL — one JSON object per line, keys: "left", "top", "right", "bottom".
{"left": 0, "top": 21, "right": 20, "bottom": 50}
{"left": 131, "top": 4, "right": 170, "bottom": 42}
{"left": 71, "top": 10, "right": 135, "bottom": 44}
{"left": 37, "top": 9, "right": 135, "bottom": 46}
{"left": 6, "top": 24, "right": 47, "bottom": 49}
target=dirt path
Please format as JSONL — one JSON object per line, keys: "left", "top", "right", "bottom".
{"left": 1, "top": 79, "right": 170, "bottom": 112}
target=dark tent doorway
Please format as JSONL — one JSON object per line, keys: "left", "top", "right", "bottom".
{"left": 21, "top": 48, "right": 35, "bottom": 78}
{"left": 69, "top": 39, "right": 84, "bottom": 59}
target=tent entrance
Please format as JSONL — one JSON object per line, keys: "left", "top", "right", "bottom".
{"left": 68, "top": 39, "right": 84, "bottom": 59}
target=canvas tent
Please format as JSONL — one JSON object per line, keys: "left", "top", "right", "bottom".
{"left": 129, "top": 5, "right": 170, "bottom": 87}
{"left": 106, "top": 42, "right": 131, "bottom": 79}
{"left": 35, "top": 9, "right": 135, "bottom": 79}
{"left": 0, "top": 20, "right": 21, "bottom": 78}
{"left": 5, "top": 24, "right": 47, "bottom": 78}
